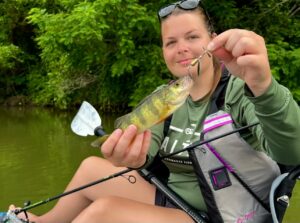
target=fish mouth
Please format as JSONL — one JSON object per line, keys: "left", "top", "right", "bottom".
{"left": 167, "top": 75, "right": 193, "bottom": 105}
{"left": 180, "top": 75, "right": 194, "bottom": 90}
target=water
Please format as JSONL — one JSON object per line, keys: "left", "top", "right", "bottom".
{"left": 0, "top": 106, "right": 118, "bottom": 215}
{"left": 0, "top": 107, "right": 299, "bottom": 222}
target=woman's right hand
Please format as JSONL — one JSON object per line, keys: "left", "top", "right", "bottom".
{"left": 101, "top": 125, "right": 151, "bottom": 169}
{"left": 208, "top": 29, "right": 272, "bottom": 97}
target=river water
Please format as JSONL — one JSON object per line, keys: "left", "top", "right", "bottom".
{"left": 0, "top": 106, "right": 119, "bottom": 214}
{"left": 0, "top": 107, "right": 299, "bottom": 221}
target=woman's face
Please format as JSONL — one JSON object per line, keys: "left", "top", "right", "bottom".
{"left": 161, "top": 11, "right": 213, "bottom": 78}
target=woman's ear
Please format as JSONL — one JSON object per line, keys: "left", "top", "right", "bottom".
{"left": 211, "top": 32, "right": 217, "bottom": 38}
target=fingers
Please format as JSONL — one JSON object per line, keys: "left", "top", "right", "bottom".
{"left": 237, "top": 54, "right": 262, "bottom": 68}
{"left": 207, "top": 29, "right": 272, "bottom": 96}
{"left": 101, "top": 125, "right": 150, "bottom": 168}
{"left": 124, "top": 130, "right": 151, "bottom": 168}
{"left": 101, "top": 128, "right": 123, "bottom": 158}
{"left": 110, "top": 125, "right": 138, "bottom": 161}
{"left": 207, "top": 29, "right": 266, "bottom": 62}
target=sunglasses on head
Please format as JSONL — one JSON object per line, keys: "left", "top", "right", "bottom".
{"left": 158, "top": 0, "right": 201, "bottom": 20}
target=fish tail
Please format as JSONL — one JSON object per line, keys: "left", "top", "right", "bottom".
{"left": 91, "top": 134, "right": 110, "bottom": 148}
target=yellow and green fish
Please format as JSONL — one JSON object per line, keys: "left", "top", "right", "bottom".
{"left": 92, "top": 75, "right": 193, "bottom": 147}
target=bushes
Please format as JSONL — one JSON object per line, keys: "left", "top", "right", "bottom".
{"left": 0, "top": 0, "right": 299, "bottom": 110}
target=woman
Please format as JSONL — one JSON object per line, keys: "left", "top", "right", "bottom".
{"left": 10, "top": 0, "right": 300, "bottom": 222}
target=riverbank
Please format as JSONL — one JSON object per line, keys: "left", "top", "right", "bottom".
{"left": 1, "top": 95, "right": 130, "bottom": 113}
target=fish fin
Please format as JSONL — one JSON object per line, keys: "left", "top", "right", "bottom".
{"left": 91, "top": 134, "right": 110, "bottom": 148}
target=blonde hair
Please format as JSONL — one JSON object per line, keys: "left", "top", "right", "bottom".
{"left": 160, "top": 7, "right": 222, "bottom": 101}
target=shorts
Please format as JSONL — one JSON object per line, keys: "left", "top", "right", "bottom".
{"left": 154, "top": 189, "right": 209, "bottom": 222}
{"left": 154, "top": 188, "right": 178, "bottom": 208}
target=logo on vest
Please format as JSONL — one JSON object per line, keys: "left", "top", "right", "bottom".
{"left": 236, "top": 211, "right": 256, "bottom": 223}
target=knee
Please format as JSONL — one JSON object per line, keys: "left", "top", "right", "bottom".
{"left": 78, "top": 156, "right": 124, "bottom": 178}
{"left": 77, "top": 156, "right": 105, "bottom": 174}
{"left": 72, "top": 196, "right": 121, "bottom": 223}
{"left": 90, "top": 196, "right": 121, "bottom": 215}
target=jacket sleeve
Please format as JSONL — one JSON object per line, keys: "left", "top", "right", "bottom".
{"left": 227, "top": 77, "right": 300, "bottom": 165}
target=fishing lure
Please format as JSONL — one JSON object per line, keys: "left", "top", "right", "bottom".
{"left": 188, "top": 47, "right": 212, "bottom": 78}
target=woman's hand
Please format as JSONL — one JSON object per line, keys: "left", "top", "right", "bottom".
{"left": 207, "top": 29, "right": 272, "bottom": 96}
{"left": 101, "top": 125, "right": 151, "bottom": 169}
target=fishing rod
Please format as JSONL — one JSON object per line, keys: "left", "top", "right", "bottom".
{"left": 14, "top": 168, "right": 132, "bottom": 215}
{"left": 14, "top": 121, "right": 259, "bottom": 216}
{"left": 139, "top": 168, "right": 209, "bottom": 223}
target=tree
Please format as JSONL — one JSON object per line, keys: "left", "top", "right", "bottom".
{"left": 26, "top": 0, "right": 169, "bottom": 109}
{"left": 0, "top": 0, "right": 299, "bottom": 110}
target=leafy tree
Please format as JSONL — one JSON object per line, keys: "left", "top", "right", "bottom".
{"left": 0, "top": 0, "right": 299, "bottom": 110}
{"left": 26, "top": 0, "right": 168, "bottom": 109}
{"left": 204, "top": 0, "right": 300, "bottom": 101}
{"left": 0, "top": 0, "right": 60, "bottom": 100}
{"left": 0, "top": 44, "right": 23, "bottom": 96}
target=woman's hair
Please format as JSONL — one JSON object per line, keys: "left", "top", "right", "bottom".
{"left": 160, "top": 6, "right": 214, "bottom": 35}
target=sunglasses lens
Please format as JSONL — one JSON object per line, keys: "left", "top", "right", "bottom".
{"left": 180, "top": 0, "right": 200, "bottom": 9}
{"left": 158, "top": 0, "right": 201, "bottom": 19}
{"left": 158, "top": 4, "right": 176, "bottom": 18}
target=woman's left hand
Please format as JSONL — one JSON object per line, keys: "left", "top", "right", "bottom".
{"left": 207, "top": 29, "right": 272, "bottom": 96}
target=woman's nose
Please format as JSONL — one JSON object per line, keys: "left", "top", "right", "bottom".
{"left": 177, "top": 40, "right": 189, "bottom": 54}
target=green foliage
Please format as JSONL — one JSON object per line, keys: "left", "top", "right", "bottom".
{"left": 0, "top": 0, "right": 299, "bottom": 110}
{"left": 268, "top": 42, "right": 300, "bottom": 101}
{"left": 0, "top": 0, "right": 59, "bottom": 98}
{"left": 129, "top": 44, "right": 170, "bottom": 107}
{"left": 0, "top": 44, "right": 23, "bottom": 69}
{"left": 0, "top": 44, "right": 24, "bottom": 97}
{"left": 203, "top": 0, "right": 238, "bottom": 32}
{"left": 26, "top": 0, "right": 164, "bottom": 109}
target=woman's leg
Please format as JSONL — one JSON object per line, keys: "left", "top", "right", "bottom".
{"left": 72, "top": 196, "right": 195, "bottom": 223}
{"left": 36, "top": 156, "right": 157, "bottom": 223}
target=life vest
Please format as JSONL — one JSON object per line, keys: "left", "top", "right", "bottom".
{"left": 189, "top": 110, "right": 280, "bottom": 223}
{"left": 160, "top": 68, "right": 281, "bottom": 222}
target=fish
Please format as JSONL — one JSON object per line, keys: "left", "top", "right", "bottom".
{"left": 91, "top": 75, "right": 194, "bottom": 147}
{"left": 0, "top": 211, "right": 26, "bottom": 223}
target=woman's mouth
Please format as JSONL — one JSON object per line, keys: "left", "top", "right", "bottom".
{"left": 177, "top": 59, "right": 193, "bottom": 66}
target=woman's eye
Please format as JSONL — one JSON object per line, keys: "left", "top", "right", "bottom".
{"left": 165, "top": 40, "right": 176, "bottom": 47}
{"left": 188, "top": 35, "right": 199, "bottom": 40}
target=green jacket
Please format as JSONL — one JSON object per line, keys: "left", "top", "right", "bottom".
{"left": 147, "top": 76, "right": 300, "bottom": 211}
